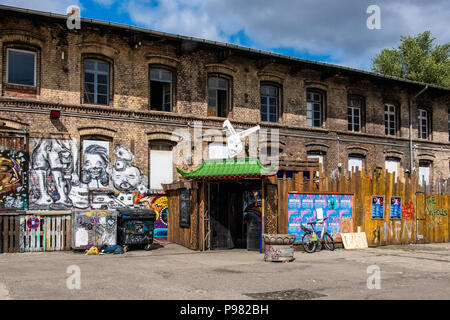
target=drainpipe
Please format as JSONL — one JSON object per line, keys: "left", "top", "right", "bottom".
{"left": 409, "top": 85, "right": 428, "bottom": 173}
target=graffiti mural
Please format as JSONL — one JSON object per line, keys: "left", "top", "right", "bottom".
{"left": 81, "top": 140, "right": 110, "bottom": 189}
{"left": 110, "top": 145, "right": 148, "bottom": 194}
{"left": 426, "top": 196, "right": 448, "bottom": 217}
{"left": 0, "top": 149, "right": 28, "bottom": 210}
{"left": 139, "top": 193, "right": 168, "bottom": 239}
{"left": 29, "top": 138, "right": 79, "bottom": 210}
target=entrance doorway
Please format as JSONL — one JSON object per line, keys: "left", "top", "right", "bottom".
{"left": 209, "top": 180, "right": 262, "bottom": 250}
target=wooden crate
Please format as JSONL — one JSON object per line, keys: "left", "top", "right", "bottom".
{"left": 19, "top": 214, "right": 72, "bottom": 252}
{"left": 0, "top": 214, "right": 20, "bottom": 253}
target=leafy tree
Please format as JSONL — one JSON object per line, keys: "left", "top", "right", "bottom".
{"left": 371, "top": 31, "right": 450, "bottom": 87}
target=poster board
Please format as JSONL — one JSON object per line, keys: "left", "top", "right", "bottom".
{"left": 179, "top": 188, "right": 190, "bottom": 228}
{"left": 371, "top": 196, "right": 385, "bottom": 219}
{"left": 390, "top": 196, "right": 402, "bottom": 219}
{"left": 341, "top": 232, "right": 368, "bottom": 249}
{"left": 287, "top": 193, "right": 353, "bottom": 243}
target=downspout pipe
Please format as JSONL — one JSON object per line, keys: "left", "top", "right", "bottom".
{"left": 409, "top": 85, "right": 429, "bottom": 173}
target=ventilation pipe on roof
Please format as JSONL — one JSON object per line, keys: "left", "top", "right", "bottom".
{"left": 409, "top": 85, "right": 428, "bottom": 174}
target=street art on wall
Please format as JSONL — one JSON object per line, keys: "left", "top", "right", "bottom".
{"left": 81, "top": 140, "right": 110, "bottom": 189}
{"left": 139, "top": 193, "right": 168, "bottom": 239}
{"left": 288, "top": 193, "right": 353, "bottom": 242}
{"left": 29, "top": 138, "right": 79, "bottom": 210}
{"left": 29, "top": 139, "right": 153, "bottom": 210}
{"left": 110, "top": 145, "right": 148, "bottom": 194}
{"left": 0, "top": 149, "right": 28, "bottom": 210}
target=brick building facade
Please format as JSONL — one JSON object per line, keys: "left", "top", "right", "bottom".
{"left": 0, "top": 5, "right": 449, "bottom": 215}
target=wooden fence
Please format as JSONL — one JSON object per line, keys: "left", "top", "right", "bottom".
{"left": 0, "top": 212, "right": 71, "bottom": 253}
{"left": 270, "top": 168, "right": 449, "bottom": 246}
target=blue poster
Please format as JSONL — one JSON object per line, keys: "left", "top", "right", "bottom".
{"left": 371, "top": 196, "right": 384, "bottom": 219}
{"left": 288, "top": 193, "right": 353, "bottom": 243}
{"left": 390, "top": 197, "right": 402, "bottom": 219}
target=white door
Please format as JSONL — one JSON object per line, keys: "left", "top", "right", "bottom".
{"left": 348, "top": 157, "right": 363, "bottom": 173}
{"left": 150, "top": 149, "right": 173, "bottom": 190}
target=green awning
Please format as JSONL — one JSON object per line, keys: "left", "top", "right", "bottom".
{"left": 177, "top": 158, "right": 276, "bottom": 180}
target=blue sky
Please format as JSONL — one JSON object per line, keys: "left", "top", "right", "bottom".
{"left": 2, "top": 0, "right": 449, "bottom": 71}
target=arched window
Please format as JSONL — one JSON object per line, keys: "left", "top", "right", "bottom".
{"left": 83, "top": 59, "right": 110, "bottom": 105}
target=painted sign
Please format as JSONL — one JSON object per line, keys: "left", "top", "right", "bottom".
{"left": 390, "top": 197, "right": 402, "bottom": 219}
{"left": 371, "top": 196, "right": 384, "bottom": 219}
{"left": 26, "top": 217, "right": 40, "bottom": 229}
{"left": 287, "top": 193, "right": 353, "bottom": 242}
{"left": 0, "top": 149, "right": 28, "bottom": 210}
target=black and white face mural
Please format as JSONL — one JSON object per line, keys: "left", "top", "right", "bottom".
{"left": 81, "top": 140, "right": 110, "bottom": 189}
{"left": 109, "top": 145, "right": 148, "bottom": 194}
{"left": 30, "top": 139, "right": 148, "bottom": 210}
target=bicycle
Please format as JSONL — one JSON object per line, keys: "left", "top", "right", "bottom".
{"left": 301, "top": 217, "right": 335, "bottom": 253}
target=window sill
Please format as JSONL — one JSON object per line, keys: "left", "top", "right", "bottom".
{"left": 4, "top": 83, "right": 37, "bottom": 98}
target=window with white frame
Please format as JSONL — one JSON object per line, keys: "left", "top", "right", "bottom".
{"left": 348, "top": 95, "right": 363, "bottom": 132}
{"left": 150, "top": 68, "right": 173, "bottom": 111}
{"left": 261, "top": 85, "right": 279, "bottom": 122}
{"left": 418, "top": 108, "right": 429, "bottom": 139}
{"left": 83, "top": 59, "right": 110, "bottom": 105}
{"left": 384, "top": 104, "right": 397, "bottom": 136}
{"left": 348, "top": 156, "right": 363, "bottom": 173}
{"left": 7, "top": 48, "right": 36, "bottom": 86}
{"left": 418, "top": 162, "right": 431, "bottom": 186}
{"left": 150, "top": 144, "right": 173, "bottom": 191}
{"left": 208, "top": 76, "right": 229, "bottom": 117}
{"left": 307, "top": 89, "right": 323, "bottom": 127}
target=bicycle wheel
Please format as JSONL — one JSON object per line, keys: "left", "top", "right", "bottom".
{"left": 301, "top": 233, "right": 317, "bottom": 253}
{"left": 323, "top": 233, "right": 335, "bottom": 251}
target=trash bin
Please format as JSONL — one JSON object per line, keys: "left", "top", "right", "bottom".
{"left": 116, "top": 208, "right": 156, "bottom": 251}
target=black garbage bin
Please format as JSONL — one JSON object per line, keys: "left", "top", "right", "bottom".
{"left": 116, "top": 208, "right": 156, "bottom": 251}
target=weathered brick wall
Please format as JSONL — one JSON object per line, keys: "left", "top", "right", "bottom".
{"left": 0, "top": 11, "right": 449, "bottom": 185}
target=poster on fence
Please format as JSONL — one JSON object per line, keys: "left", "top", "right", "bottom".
{"left": 371, "top": 196, "right": 384, "bottom": 219}
{"left": 287, "top": 193, "right": 353, "bottom": 243}
{"left": 390, "top": 197, "right": 402, "bottom": 219}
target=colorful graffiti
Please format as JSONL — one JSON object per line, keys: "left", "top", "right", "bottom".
{"left": 402, "top": 201, "right": 415, "bottom": 220}
{"left": 139, "top": 193, "right": 168, "bottom": 239}
{"left": 0, "top": 149, "right": 28, "bottom": 210}
{"left": 288, "top": 193, "right": 353, "bottom": 242}
{"left": 426, "top": 196, "right": 448, "bottom": 217}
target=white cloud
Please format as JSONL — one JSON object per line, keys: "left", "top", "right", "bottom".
{"left": 124, "top": 0, "right": 450, "bottom": 70}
